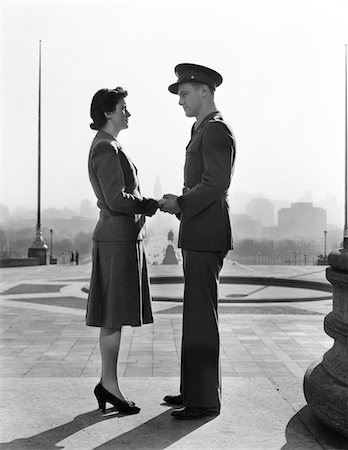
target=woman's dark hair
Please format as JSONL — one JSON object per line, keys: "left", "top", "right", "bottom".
{"left": 90, "top": 87, "right": 128, "bottom": 130}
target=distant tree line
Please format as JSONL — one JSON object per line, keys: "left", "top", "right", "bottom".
{"left": 227, "top": 238, "right": 322, "bottom": 265}
{"left": 0, "top": 227, "right": 325, "bottom": 266}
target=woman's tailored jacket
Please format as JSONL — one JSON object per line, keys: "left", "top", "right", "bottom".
{"left": 177, "top": 112, "right": 236, "bottom": 252}
{"left": 88, "top": 130, "right": 158, "bottom": 241}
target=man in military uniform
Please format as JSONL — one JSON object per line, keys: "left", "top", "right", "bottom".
{"left": 159, "top": 63, "right": 236, "bottom": 419}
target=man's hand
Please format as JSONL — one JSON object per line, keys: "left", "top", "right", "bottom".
{"left": 158, "top": 194, "right": 181, "bottom": 214}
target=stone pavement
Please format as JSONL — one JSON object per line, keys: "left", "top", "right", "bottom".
{"left": 0, "top": 263, "right": 347, "bottom": 449}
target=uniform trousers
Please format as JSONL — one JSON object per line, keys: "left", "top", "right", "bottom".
{"left": 180, "top": 249, "right": 226, "bottom": 408}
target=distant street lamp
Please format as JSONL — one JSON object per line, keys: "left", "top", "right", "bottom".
{"left": 294, "top": 251, "right": 297, "bottom": 265}
{"left": 50, "top": 229, "right": 53, "bottom": 260}
{"left": 324, "top": 230, "right": 328, "bottom": 259}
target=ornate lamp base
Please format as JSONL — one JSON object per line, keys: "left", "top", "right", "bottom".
{"left": 304, "top": 358, "right": 348, "bottom": 437}
{"left": 303, "top": 241, "right": 348, "bottom": 437}
{"left": 28, "top": 229, "right": 48, "bottom": 265}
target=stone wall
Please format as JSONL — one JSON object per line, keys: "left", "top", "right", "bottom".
{"left": 0, "top": 258, "right": 41, "bottom": 268}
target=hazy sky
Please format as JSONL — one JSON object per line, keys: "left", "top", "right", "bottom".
{"left": 1, "top": 0, "right": 347, "bottom": 213}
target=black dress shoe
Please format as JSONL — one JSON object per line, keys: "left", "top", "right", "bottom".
{"left": 163, "top": 394, "right": 183, "bottom": 406}
{"left": 94, "top": 383, "right": 140, "bottom": 415}
{"left": 171, "top": 407, "right": 220, "bottom": 420}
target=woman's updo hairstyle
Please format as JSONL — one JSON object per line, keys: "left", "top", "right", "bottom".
{"left": 90, "top": 87, "right": 128, "bottom": 130}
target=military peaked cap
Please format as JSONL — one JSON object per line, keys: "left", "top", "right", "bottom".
{"left": 168, "top": 63, "right": 223, "bottom": 94}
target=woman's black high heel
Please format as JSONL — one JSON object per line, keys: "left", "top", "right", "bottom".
{"left": 94, "top": 383, "right": 140, "bottom": 414}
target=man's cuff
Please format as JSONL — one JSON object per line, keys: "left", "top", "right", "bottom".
{"left": 176, "top": 195, "right": 184, "bottom": 212}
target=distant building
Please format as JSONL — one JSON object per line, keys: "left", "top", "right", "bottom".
{"left": 318, "top": 194, "right": 342, "bottom": 228}
{"left": 262, "top": 225, "right": 282, "bottom": 239}
{"left": 298, "top": 190, "right": 313, "bottom": 203}
{"left": 229, "top": 192, "right": 253, "bottom": 214}
{"left": 278, "top": 202, "right": 326, "bottom": 238}
{"left": 246, "top": 198, "right": 274, "bottom": 227}
{"left": 231, "top": 214, "right": 262, "bottom": 239}
{"left": 153, "top": 175, "right": 162, "bottom": 199}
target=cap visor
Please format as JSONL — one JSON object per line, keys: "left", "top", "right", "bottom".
{"left": 168, "top": 82, "right": 179, "bottom": 94}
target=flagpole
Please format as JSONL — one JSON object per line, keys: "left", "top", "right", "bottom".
{"left": 344, "top": 43, "right": 348, "bottom": 244}
{"left": 37, "top": 39, "right": 42, "bottom": 234}
{"left": 28, "top": 40, "right": 47, "bottom": 264}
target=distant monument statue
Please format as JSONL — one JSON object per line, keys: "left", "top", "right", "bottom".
{"left": 168, "top": 229, "right": 174, "bottom": 243}
{"left": 162, "top": 229, "right": 178, "bottom": 265}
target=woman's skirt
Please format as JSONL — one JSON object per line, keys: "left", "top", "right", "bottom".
{"left": 86, "top": 240, "right": 153, "bottom": 328}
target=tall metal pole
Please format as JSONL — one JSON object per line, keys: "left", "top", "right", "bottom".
{"left": 37, "top": 40, "right": 42, "bottom": 234}
{"left": 33, "top": 40, "right": 45, "bottom": 246}
{"left": 344, "top": 44, "right": 348, "bottom": 244}
{"left": 28, "top": 41, "right": 47, "bottom": 263}
{"left": 303, "top": 45, "right": 348, "bottom": 441}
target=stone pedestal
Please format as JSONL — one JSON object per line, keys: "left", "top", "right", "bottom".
{"left": 162, "top": 244, "right": 179, "bottom": 265}
{"left": 28, "top": 227, "right": 48, "bottom": 265}
{"left": 303, "top": 238, "right": 348, "bottom": 437}
{"left": 28, "top": 247, "right": 47, "bottom": 265}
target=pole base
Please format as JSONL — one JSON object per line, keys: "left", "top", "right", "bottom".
{"left": 28, "top": 247, "right": 47, "bottom": 265}
{"left": 304, "top": 360, "right": 348, "bottom": 437}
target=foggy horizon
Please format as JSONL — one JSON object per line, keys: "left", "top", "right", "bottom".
{"left": 1, "top": 189, "right": 345, "bottom": 229}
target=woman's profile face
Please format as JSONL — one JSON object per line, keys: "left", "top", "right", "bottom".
{"left": 107, "top": 98, "right": 131, "bottom": 131}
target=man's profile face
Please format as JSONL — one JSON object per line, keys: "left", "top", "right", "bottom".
{"left": 177, "top": 83, "right": 202, "bottom": 117}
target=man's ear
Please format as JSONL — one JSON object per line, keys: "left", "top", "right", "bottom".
{"left": 104, "top": 111, "right": 113, "bottom": 119}
{"left": 200, "top": 84, "right": 210, "bottom": 98}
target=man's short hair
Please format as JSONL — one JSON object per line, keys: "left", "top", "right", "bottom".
{"left": 191, "top": 83, "right": 215, "bottom": 94}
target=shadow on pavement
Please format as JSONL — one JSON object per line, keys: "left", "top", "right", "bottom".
{"left": 0, "top": 408, "right": 116, "bottom": 449}
{"left": 0, "top": 408, "right": 215, "bottom": 450}
{"left": 93, "top": 408, "right": 216, "bottom": 450}
{"left": 281, "top": 406, "right": 348, "bottom": 450}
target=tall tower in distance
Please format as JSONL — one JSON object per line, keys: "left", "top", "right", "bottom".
{"left": 246, "top": 198, "right": 274, "bottom": 227}
{"left": 153, "top": 175, "right": 162, "bottom": 199}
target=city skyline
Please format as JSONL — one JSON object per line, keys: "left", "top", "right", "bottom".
{"left": 1, "top": 194, "right": 341, "bottom": 264}
{"left": 1, "top": 0, "right": 347, "bottom": 213}
{"left": 1, "top": 188, "right": 344, "bottom": 228}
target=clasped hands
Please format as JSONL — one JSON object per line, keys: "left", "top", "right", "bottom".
{"left": 158, "top": 194, "right": 181, "bottom": 214}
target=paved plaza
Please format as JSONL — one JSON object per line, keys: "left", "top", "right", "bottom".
{"left": 0, "top": 262, "right": 347, "bottom": 449}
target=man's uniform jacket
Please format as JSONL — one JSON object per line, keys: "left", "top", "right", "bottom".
{"left": 177, "top": 111, "right": 236, "bottom": 251}
{"left": 88, "top": 130, "right": 158, "bottom": 241}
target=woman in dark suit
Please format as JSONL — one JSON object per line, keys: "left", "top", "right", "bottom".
{"left": 86, "top": 87, "right": 158, "bottom": 415}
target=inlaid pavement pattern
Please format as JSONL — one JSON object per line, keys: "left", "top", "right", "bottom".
{"left": 0, "top": 263, "right": 346, "bottom": 449}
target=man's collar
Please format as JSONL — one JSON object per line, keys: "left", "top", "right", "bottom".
{"left": 193, "top": 110, "right": 220, "bottom": 133}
